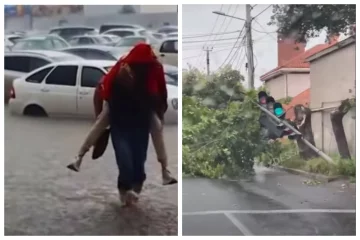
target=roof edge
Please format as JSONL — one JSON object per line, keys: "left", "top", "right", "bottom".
{"left": 260, "top": 68, "right": 310, "bottom": 82}
{"left": 306, "top": 36, "right": 356, "bottom": 62}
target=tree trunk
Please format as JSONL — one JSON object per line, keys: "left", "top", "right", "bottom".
{"left": 330, "top": 99, "right": 352, "bottom": 159}
{"left": 293, "top": 104, "right": 317, "bottom": 160}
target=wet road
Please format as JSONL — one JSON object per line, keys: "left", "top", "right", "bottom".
{"left": 183, "top": 167, "right": 356, "bottom": 236}
{"left": 4, "top": 108, "right": 178, "bottom": 236}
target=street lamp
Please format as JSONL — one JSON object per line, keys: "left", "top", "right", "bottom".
{"left": 212, "top": 11, "right": 246, "bottom": 21}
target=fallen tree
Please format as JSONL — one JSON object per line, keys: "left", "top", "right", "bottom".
{"left": 293, "top": 104, "right": 317, "bottom": 159}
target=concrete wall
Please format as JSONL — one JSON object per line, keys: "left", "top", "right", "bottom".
{"left": 309, "top": 42, "right": 356, "bottom": 156}
{"left": 5, "top": 11, "right": 177, "bottom": 31}
{"left": 265, "top": 74, "right": 285, "bottom": 100}
{"left": 312, "top": 105, "right": 355, "bottom": 157}
{"left": 265, "top": 73, "right": 310, "bottom": 100}
{"left": 286, "top": 73, "right": 310, "bottom": 98}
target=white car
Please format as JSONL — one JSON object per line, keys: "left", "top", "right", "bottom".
{"left": 102, "top": 28, "right": 148, "bottom": 38}
{"left": 4, "top": 50, "right": 82, "bottom": 103}
{"left": 155, "top": 37, "right": 178, "bottom": 67}
{"left": 9, "top": 60, "right": 178, "bottom": 124}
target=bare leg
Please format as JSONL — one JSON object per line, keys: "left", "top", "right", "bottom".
{"left": 150, "top": 114, "right": 177, "bottom": 185}
{"left": 67, "top": 103, "right": 110, "bottom": 172}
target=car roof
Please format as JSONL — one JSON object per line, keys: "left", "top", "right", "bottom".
{"left": 46, "top": 59, "right": 116, "bottom": 67}
{"left": 101, "top": 23, "right": 143, "bottom": 28}
{"left": 50, "top": 26, "right": 96, "bottom": 31}
{"left": 161, "top": 37, "right": 178, "bottom": 42}
{"left": 6, "top": 50, "right": 80, "bottom": 59}
{"left": 62, "top": 45, "right": 120, "bottom": 51}
{"left": 104, "top": 28, "right": 140, "bottom": 33}
{"left": 158, "top": 26, "right": 178, "bottom": 30}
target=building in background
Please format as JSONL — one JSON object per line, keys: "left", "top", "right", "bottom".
{"left": 139, "top": 5, "right": 177, "bottom": 13}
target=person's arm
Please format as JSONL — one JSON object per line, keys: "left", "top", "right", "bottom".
{"left": 93, "top": 79, "right": 104, "bottom": 118}
{"left": 156, "top": 64, "right": 168, "bottom": 121}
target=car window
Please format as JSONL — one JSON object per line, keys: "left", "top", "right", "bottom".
{"left": 116, "top": 37, "right": 146, "bottom": 47}
{"left": 78, "top": 37, "right": 92, "bottom": 45}
{"left": 139, "top": 30, "right": 147, "bottom": 36}
{"left": 69, "top": 38, "right": 79, "bottom": 45}
{"left": 100, "top": 25, "right": 136, "bottom": 33}
{"left": 45, "top": 65, "right": 78, "bottom": 86}
{"left": 63, "top": 49, "right": 87, "bottom": 58}
{"left": 5, "top": 56, "right": 30, "bottom": 72}
{"left": 26, "top": 67, "right": 54, "bottom": 83}
{"left": 81, "top": 67, "right": 104, "bottom": 88}
{"left": 29, "top": 57, "right": 51, "bottom": 72}
{"left": 160, "top": 40, "right": 178, "bottom": 53}
{"left": 86, "top": 50, "right": 114, "bottom": 60}
{"left": 52, "top": 38, "right": 68, "bottom": 48}
{"left": 13, "top": 39, "right": 52, "bottom": 50}
{"left": 110, "top": 31, "right": 134, "bottom": 38}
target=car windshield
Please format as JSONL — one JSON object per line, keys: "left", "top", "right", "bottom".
{"left": 116, "top": 37, "right": 146, "bottom": 47}
{"left": 93, "top": 36, "right": 107, "bottom": 44}
{"left": 12, "top": 39, "right": 52, "bottom": 50}
{"left": 108, "top": 48, "right": 128, "bottom": 60}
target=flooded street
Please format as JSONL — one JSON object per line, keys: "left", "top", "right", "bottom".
{"left": 4, "top": 107, "right": 178, "bottom": 236}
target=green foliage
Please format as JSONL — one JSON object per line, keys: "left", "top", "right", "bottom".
{"left": 277, "top": 97, "right": 293, "bottom": 105}
{"left": 269, "top": 5, "right": 356, "bottom": 42}
{"left": 261, "top": 144, "right": 356, "bottom": 177}
{"left": 182, "top": 66, "right": 268, "bottom": 178}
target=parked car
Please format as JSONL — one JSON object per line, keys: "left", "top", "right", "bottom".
{"left": 11, "top": 35, "right": 70, "bottom": 51}
{"left": 114, "top": 36, "right": 159, "bottom": 48}
{"left": 4, "top": 50, "right": 82, "bottom": 103}
{"left": 99, "top": 23, "right": 144, "bottom": 34}
{"left": 68, "top": 35, "right": 108, "bottom": 46}
{"left": 61, "top": 45, "right": 130, "bottom": 61}
{"left": 102, "top": 28, "right": 148, "bottom": 38}
{"left": 9, "top": 60, "right": 178, "bottom": 123}
{"left": 149, "top": 32, "right": 167, "bottom": 40}
{"left": 155, "top": 37, "right": 178, "bottom": 67}
{"left": 49, "top": 26, "right": 98, "bottom": 41}
{"left": 157, "top": 26, "right": 178, "bottom": 35}
{"left": 167, "top": 33, "right": 178, "bottom": 38}
{"left": 5, "top": 34, "right": 24, "bottom": 45}
{"left": 100, "top": 34, "right": 121, "bottom": 45}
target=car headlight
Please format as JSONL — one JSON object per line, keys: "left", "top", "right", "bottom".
{"left": 171, "top": 98, "right": 178, "bottom": 110}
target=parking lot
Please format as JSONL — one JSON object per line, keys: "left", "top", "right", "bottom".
{"left": 4, "top": 108, "right": 178, "bottom": 235}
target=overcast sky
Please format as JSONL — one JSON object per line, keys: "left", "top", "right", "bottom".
{"left": 182, "top": 4, "right": 331, "bottom": 88}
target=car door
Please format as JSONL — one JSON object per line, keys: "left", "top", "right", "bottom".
{"left": 158, "top": 40, "right": 178, "bottom": 66}
{"left": 77, "top": 66, "right": 105, "bottom": 117}
{"left": 40, "top": 65, "right": 78, "bottom": 116}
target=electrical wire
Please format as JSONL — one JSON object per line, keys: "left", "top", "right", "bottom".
{"left": 252, "top": 4, "right": 272, "bottom": 20}
{"left": 182, "top": 30, "right": 242, "bottom": 39}
{"left": 192, "top": 4, "right": 224, "bottom": 69}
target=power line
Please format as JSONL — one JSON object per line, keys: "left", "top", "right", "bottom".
{"left": 252, "top": 18, "right": 277, "bottom": 41}
{"left": 252, "top": 4, "right": 272, "bottom": 20}
{"left": 183, "top": 36, "right": 243, "bottom": 44}
{"left": 193, "top": 4, "right": 224, "bottom": 70}
{"left": 216, "top": 24, "right": 246, "bottom": 70}
{"left": 182, "top": 30, "right": 242, "bottom": 39}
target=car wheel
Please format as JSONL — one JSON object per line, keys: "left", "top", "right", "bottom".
{"left": 23, "top": 105, "right": 48, "bottom": 117}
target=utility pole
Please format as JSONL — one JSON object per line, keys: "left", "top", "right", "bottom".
{"left": 245, "top": 4, "right": 255, "bottom": 89}
{"left": 203, "top": 47, "right": 213, "bottom": 76}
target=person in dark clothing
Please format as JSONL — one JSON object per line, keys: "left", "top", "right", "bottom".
{"left": 68, "top": 43, "right": 176, "bottom": 206}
